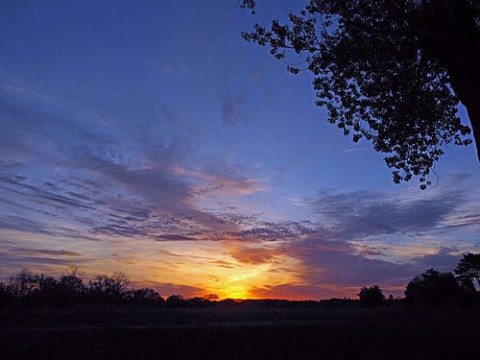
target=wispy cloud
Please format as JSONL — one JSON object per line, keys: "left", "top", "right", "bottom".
{"left": 229, "top": 245, "right": 281, "bottom": 265}
{"left": 219, "top": 77, "right": 250, "bottom": 126}
{"left": 412, "top": 247, "right": 462, "bottom": 272}
{"left": 282, "top": 236, "right": 419, "bottom": 296}
{"left": 308, "top": 188, "right": 465, "bottom": 240}
{"left": 12, "top": 248, "right": 83, "bottom": 257}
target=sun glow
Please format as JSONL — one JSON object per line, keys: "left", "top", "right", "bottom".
{"left": 96, "top": 239, "right": 303, "bottom": 300}
{"left": 222, "top": 285, "right": 250, "bottom": 299}
{"left": 226, "top": 264, "right": 271, "bottom": 282}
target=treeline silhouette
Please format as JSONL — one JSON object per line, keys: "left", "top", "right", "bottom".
{"left": 1, "top": 253, "right": 479, "bottom": 309}
{"left": 357, "top": 253, "right": 480, "bottom": 307}
{"left": 0, "top": 267, "right": 336, "bottom": 309}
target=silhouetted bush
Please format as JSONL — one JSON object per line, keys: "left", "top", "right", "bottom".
{"left": 166, "top": 294, "right": 184, "bottom": 307}
{"left": 129, "top": 287, "right": 164, "bottom": 306}
{"left": 186, "top": 297, "right": 210, "bottom": 307}
{"left": 358, "top": 285, "right": 385, "bottom": 306}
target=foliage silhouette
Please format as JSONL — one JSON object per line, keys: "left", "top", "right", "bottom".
{"left": 2, "top": 262, "right": 479, "bottom": 310}
{"left": 358, "top": 285, "right": 385, "bottom": 306}
{"left": 455, "top": 252, "right": 480, "bottom": 289}
{"left": 166, "top": 294, "right": 184, "bottom": 307}
{"left": 88, "top": 272, "right": 130, "bottom": 303}
{"left": 242, "top": 0, "right": 480, "bottom": 187}
{"left": 57, "top": 266, "right": 86, "bottom": 305}
{"left": 131, "top": 287, "right": 164, "bottom": 306}
{"left": 0, "top": 268, "right": 358, "bottom": 310}
{"left": 404, "top": 268, "right": 475, "bottom": 306}
{"left": 7, "top": 268, "right": 38, "bottom": 300}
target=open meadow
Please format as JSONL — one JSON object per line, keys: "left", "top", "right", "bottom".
{"left": 2, "top": 304, "right": 479, "bottom": 360}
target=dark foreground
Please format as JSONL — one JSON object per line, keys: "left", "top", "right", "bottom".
{"left": 1, "top": 305, "right": 479, "bottom": 360}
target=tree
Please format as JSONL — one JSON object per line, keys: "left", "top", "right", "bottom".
{"left": 129, "top": 287, "right": 163, "bottom": 305}
{"left": 35, "top": 274, "right": 59, "bottom": 305}
{"left": 358, "top": 285, "right": 385, "bottom": 306}
{"left": 58, "top": 266, "right": 86, "bottom": 301}
{"left": 7, "top": 268, "right": 38, "bottom": 299}
{"left": 455, "top": 253, "right": 480, "bottom": 289}
{"left": 405, "top": 268, "right": 460, "bottom": 305}
{"left": 88, "top": 272, "right": 130, "bottom": 303}
{"left": 242, "top": 0, "right": 479, "bottom": 188}
{"left": 166, "top": 294, "right": 184, "bottom": 307}
{"left": 0, "top": 281, "right": 9, "bottom": 308}
{"left": 204, "top": 293, "right": 219, "bottom": 302}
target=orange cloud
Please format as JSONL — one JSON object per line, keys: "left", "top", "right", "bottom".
{"left": 230, "top": 246, "right": 281, "bottom": 265}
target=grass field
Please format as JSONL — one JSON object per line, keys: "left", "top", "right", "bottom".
{"left": 1, "top": 305, "right": 479, "bottom": 359}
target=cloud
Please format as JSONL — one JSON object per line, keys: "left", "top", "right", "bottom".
{"left": 308, "top": 189, "right": 463, "bottom": 239}
{"left": 230, "top": 246, "right": 280, "bottom": 265}
{"left": 0, "top": 87, "right": 272, "bottom": 245}
{"left": 72, "top": 153, "right": 192, "bottom": 212}
{"left": 0, "top": 181, "right": 99, "bottom": 211}
{"left": 13, "top": 248, "right": 83, "bottom": 257}
{"left": 219, "top": 78, "right": 249, "bottom": 126}
{"left": 0, "top": 215, "right": 51, "bottom": 235}
{"left": 439, "top": 210, "right": 480, "bottom": 229}
{"left": 0, "top": 238, "right": 15, "bottom": 244}
{"left": 0, "top": 98, "right": 110, "bottom": 162}
{"left": 412, "top": 248, "right": 461, "bottom": 273}
{"left": 284, "top": 236, "right": 419, "bottom": 294}
{"left": 154, "top": 234, "right": 195, "bottom": 241}
{"left": 190, "top": 159, "right": 266, "bottom": 197}
{"left": 0, "top": 160, "right": 25, "bottom": 173}
{"left": 0, "top": 251, "right": 89, "bottom": 269}
{"left": 249, "top": 283, "right": 358, "bottom": 300}
{"left": 196, "top": 177, "right": 265, "bottom": 196}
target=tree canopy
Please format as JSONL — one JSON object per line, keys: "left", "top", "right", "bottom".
{"left": 455, "top": 253, "right": 480, "bottom": 288}
{"left": 358, "top": 285, "right": 385, "bottom": 306}
{"left": 242, "top": 0, "right": 480, "bottom": 188}
{"left": 405, "top": 268, "right": 461, "bottom": 305}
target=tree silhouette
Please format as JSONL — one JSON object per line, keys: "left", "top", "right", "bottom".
{"left": 455, "top": 253, "right": 480, "bottom": 289}
{"left": 242, "top": 0, "right": 479, "bottom": 187}
{"left": 166, "top": 294, "right": 184, "bottom": 307}
{"left": 0, "top": 281, "right": 8, "bottom": 307}
{"left": 130, "top": 287, "right": 163, "bottom": 305}
{"left": 88, "top": 272, "right": 130, "bottom": 303}
{"left": 358, "top": 285, "right": 385, "bottom": 306}
{"left": 58, "top": 266, "right": 86, "bottom": 303}
{"left": 35, "top": 274, "right": 60, "bottom": 305}
{"left": 405, "top": 268, "right": 460, "bottom": 305}
{"left": 7, "top": 268, "right": 38, "bottom": 299}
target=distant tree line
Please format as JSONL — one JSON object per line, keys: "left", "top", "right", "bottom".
{"left": 1, "top": 253, "right": 479, "bottom": 309}
{"left": 359, "top": 253, "right": 480, "bottom": 307}
{"left": 0, "top": 267, "right": 335, "bottom": 309}
{"left": 0, "top": 267, "right": 161, "bottom": 308}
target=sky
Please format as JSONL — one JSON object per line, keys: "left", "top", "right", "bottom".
{"left": 0, "top": 0, "right": 479, "bottom": 300}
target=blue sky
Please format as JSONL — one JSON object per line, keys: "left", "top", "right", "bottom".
{"left": 0, "top": 0, "right": 479, "bottom": 299}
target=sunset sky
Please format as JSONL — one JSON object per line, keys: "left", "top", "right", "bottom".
{"left": 1, "top": 0, "right": 479, "bottom": 300}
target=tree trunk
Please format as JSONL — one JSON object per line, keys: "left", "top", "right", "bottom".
{"left": 459, "top": 84, "right": 480, "bottom": 160}
{"left": 431, "top": 0, "right": 480, "bottom": 159}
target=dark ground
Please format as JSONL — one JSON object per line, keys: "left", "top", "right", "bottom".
{"left": 1, "top": 305, "right": 479, "bottom": 359}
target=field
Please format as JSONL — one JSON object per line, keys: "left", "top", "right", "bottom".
{"left": 1, "top": 305, "right": 479, "bottom": 359}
